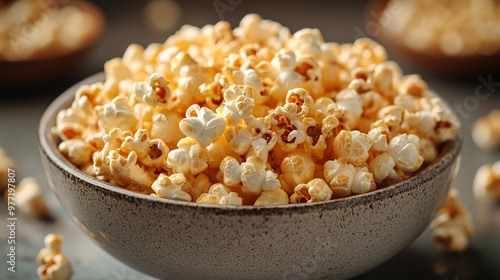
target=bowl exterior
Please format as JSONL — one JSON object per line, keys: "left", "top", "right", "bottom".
{"left": 39, "top": 73, "right": 462, "bottom": 280}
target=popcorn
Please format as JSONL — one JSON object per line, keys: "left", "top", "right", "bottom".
{"left": 197, "top": 183, "right": 243, "bottom": 206}
{"left": 0, "top": 148, "right": 16, "bottom": 192}
{"left": 36, "top": 233, "right": 73, "bottom": 280}
{"left": 96, "top": 97, "right": 137, "bottom": 132}
{"left": 165, "top": 138, "right": 209, "bottom": 175}
{"left": 473, "top": 161, "right": 500, "bottom": 201}
{"left": 133, "top": 73, "right": 171, "bottom": 108}
{"left": 333, "top": 130, "right": 373, "bottom": 166}
{"left": 120, "top": 129, "right": 169, "bottom": 167}
{"left": 59, "top": 139, "right": 94, "bottom": 167}
{"left": 472, "top": 110, "right": 500, "bottom": 151}
{"left": 254, "top": 188, "right": 289, "bottom": 206}
{"left": 14, "top": 177, "right": 50, "bottom": 219}
{"left": 179, "top": 104, "right": 226, "bottom": 147}
{"left": 56, "top": 14, "right": 459, "bottom": 205}
{"left": 431, "top": 189, "right": 474, "bottom": 252}
{"left": 279, "top": 149, "right": 315, "bottom": 193}
{"left": 151, "top": 173, "right": 192, "bottom": 202}
{"left": 324, "top": 159, "right": 376, "bottom": 198}
{"left": 290, "top": 178, "right": 332, "bottom": 203}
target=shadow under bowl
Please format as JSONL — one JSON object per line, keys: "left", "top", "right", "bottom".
{"left": 39, "top": 72, "right": 463, "bottom": 280}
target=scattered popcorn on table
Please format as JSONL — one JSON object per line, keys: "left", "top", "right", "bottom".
{"left": 431, "top": 189, "right": 474, "bottom": 252}
{"left": 472, "top": 110, "right": 500, "bottom": 152}
{"left": 473, "top": 161, "right": 500, "bottom": 201}
{"left": 55, "top": 14, "right": 459, "bottom": 205}
{"left": 36, "top": 233, "right": 73, "bottom": 280}
{"left": 14, "top": 177, "right": 50, "bottom": 219}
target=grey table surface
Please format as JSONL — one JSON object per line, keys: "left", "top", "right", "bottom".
{"left": 1, "top": 0, "right": 499, "bottom": 279}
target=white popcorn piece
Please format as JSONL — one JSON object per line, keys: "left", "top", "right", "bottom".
{"left": 369, "top": 153, "right": 397, "bottom": 183}
{"left": 187, "top": 173, "right": 212, "bottom": 201}
{"left": 108, "top": 150, "right": 154, "bottom": 188}
{"left": 431, "top": 189, "right": 474, "bottom": 252}
{"left": 133, "top": 73, "right": 171, "bottom": 108}
{"left": 399, "top": 74, "right": 428, "bottom": 97}
{"left": 419, "top": 137, "right": 438, "bottom": 164}
{"left": 58, "top": 139, "right": 94, "bottom": 167}
{"left": 165, "top": 137, "right": 209, "bottom": 175}
{"left": 372, "top": 62, "right": 399, "bottom": 98}
{"left": 333, "top": 130, "right": 373, "bottom": 166}
{"left": 240, "top": 156, "right": 280, "bottom": 195}
{"left": 96, "top": 97, "right": 137, "bottom": 132}
{"left": 280, "top": 149, "right": 315, "bottom": 193}
{"left": 290, "top": 178, "right": 332, "bottom": 203}
{"left": 285, "top": 88, "right": 314, "bottom": 117}
{"left": 287, "top": 28, "right": 324, "bottom": 58}
{"left": 388, "top": 134, "right": 424, "bottom": 172}
{"left": 335, "top": 89, "right": 363, "bottom": 128}
{"left": 151, "top": 112, "right": 184, "bottom": 147}
{"left": 429, "top": 98, "right": 459, "bottom": 143}
{"left": 352, "top": 167, "right": 376, "bottom": 195}
{"left": 196, "top": 183, "right": 243, "bottom": 206}
{"left": 220, "top": 84, "right": 255, "bottom": 127}
{"left": 15, "top": 177, "right": 50, "bottom": 219}
{"left": 472, "top": 110, "right": 500, "bottom": 151}
{"left": 324, "top": 159, "right": 357, "bottom": 198}
{"left": 368, "top": 126, "right": 389, "bottom": 152}
{"left": 235, "top": 13, "right": 289, "bottom": 45}
{"left": 224, "top": 125, "right": 253, "bottom": 155}
{"left": 151, "top": 173, "right": 192, "bottom": 202}
{"left": 473, "top": 161, "right": 500, "bottom": 201}
{"left": 254, "top": 188, "right": 289, "bottom": 206}
{"left": 220, "top": 156, "right": 242, "bottom": 187}
{"left": 268, "top": 103, "right": 307, "bottom": 151}
{"left": 120, "top": 129, "right": 169, "bottom": 167}
{"left": 180, "top": 104, "right": 227, "bottom": 147}
{"left": 36, "top": 234, "right": 73, "bottom": 280}
{"left": 404, "top": 110, "right": 436, "bottom": 138}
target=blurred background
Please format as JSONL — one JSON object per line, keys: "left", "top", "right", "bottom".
{"left": 1, "top": 0, "right": 499, "bottom": 279}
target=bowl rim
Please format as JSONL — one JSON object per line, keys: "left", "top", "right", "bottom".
{"left": 38, "top": 71, "right": 463, "bottom": 214}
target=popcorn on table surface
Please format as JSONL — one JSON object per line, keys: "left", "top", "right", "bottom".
{"left": 431, "top": 189, "right": 474, "bottom": 252}
{"left": 0, "top": 0, "right": 95, "bottom": 61}
{"left": 14, "top": 177, "right": 50, "bottom": 219}
{"left": 55, "top": 14, "right": 459, "bottom": 206}
{"left": 36, "top": 233, "right": 73, "bottom": 280}
{"left": 472, "top": 109, "right": 500, "bottom": 152}
{"left": 382, "top": 0, "right": 500, "bottom": 56}
{"left": 0, "top": 147, "right": 16, "bottom": 192}
{"left": 474, "top": 161, "right": 500, "bottom": 201}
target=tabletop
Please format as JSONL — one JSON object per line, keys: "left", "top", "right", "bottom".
{"left": 1, "top": 0, "right": 499, "bottom": 279}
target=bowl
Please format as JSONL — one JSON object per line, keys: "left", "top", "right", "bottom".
{"left": 0, "top": 1, "right": 105, "bottom": 88}
{"left": 366, "top": 0, "right": 500, "bottom": 75}
{"left": 38, "top": 72, "right": 463, "bottom": 280}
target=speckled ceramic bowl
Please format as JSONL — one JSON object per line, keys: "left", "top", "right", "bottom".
{"left": 39, "top": 72, "right": 462, "bottom": 280}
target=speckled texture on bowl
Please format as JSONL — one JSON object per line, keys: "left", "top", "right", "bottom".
{"left": 39, "top": 72, "right": 463, "bottom": 280}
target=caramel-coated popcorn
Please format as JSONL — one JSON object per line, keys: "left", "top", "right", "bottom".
{"left": 56, "top": 14, "right": 458, "bottom": 205}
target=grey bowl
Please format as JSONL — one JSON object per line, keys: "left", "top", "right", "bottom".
{"left": 39, "top": 72, "right": 463, "bottom": 280}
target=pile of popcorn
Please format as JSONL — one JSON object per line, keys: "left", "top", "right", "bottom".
{"left": 55, "top": 14, "right": 459, "bottom": 206}
{"left": 382, "top": 0, "right": 500, "bottom": 56}
{"left": 0, "top": 0, "right": 95, "bottom": 61}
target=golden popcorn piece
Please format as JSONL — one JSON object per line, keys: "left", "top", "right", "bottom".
{"left": 36, "top": 233, "right": 73, "bottom": 280}
{"left": 473, "top": 161, "right": 500, "bottom": 201}
{"left": 0, "top": 148, "right": 17, "bottom": 192}
{"left": 165, "top": 137, "right": 209, "bottom": 176}
{"left": 151, "top": 173, "right": 192, "bottom": 202}
{"left": 58, "top": 139, "right": 94, "bottom": 167}
{"left": 279, "top": 149, "right": 315, "bottom": 194}
{"left": 197, "top": 183, "right": 243, "bottom": 206}
{"left": 333, "top": 130, "right": 373, "bottom": 166}
{"left": 254, "top": 188, "right": 289, "bottom": 206}
{"left": 290, "top": 178, "right": 332, "bottom": 204}
{"left": 472, "top": 110, "right": 500, "bottom": 152}
{"left": 14, "top": 177, "right": 50, "bottom": 219}
{"left": 431, "top": 189, "right": 474, "bottom": 252}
